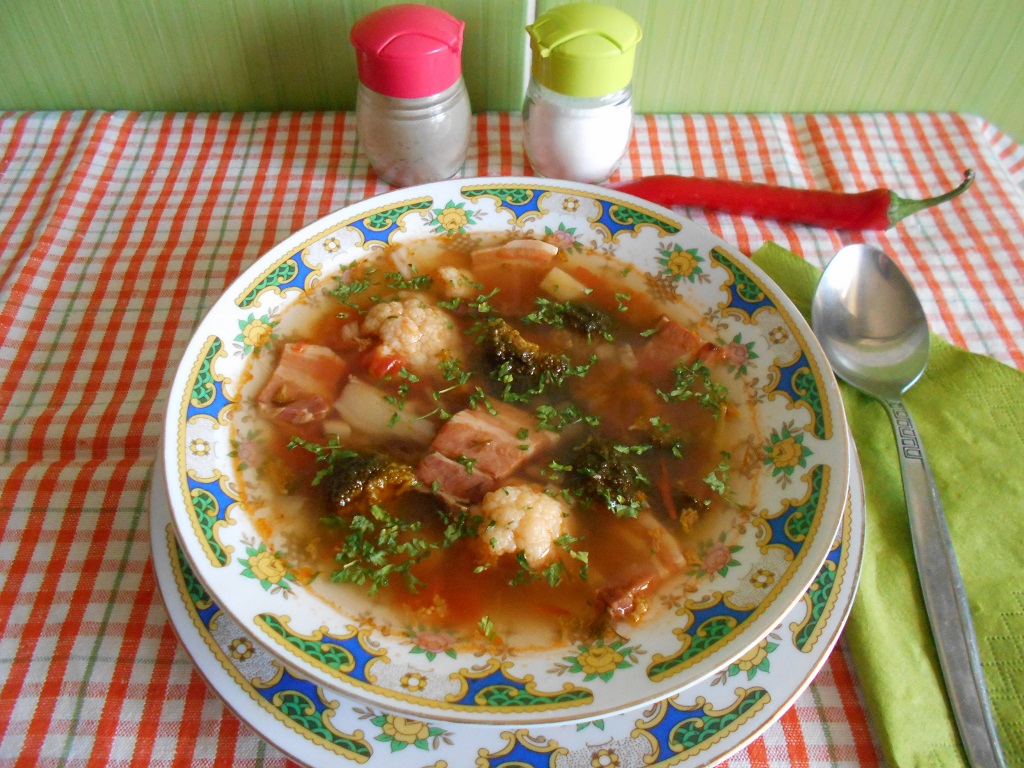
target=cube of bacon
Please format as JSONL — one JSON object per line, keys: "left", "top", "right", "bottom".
{"left": 415, "top": 452, "right": 498, "bottom": 505}
{"left": 258, "top": 342, "right": 348, "bottom": 425}
{"left": 470, "top": 238, "right": 559, "bottom": 269}
{"left": 636, "top": 317, "right": 728, "bottom": 377}
{"left": 595, "top": 564, "right": 659, "bottom": 621}
{"left": 594, "top": 511, "right": 687, "bottom": 622}
{"left": 431, "top": 403, "right": 555, "bottom": 478}
{"left": 415, "top": 402, "right": 557, "bottom": 504}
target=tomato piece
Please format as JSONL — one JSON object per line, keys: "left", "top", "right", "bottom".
{"left": 362, "top": 348, "right": 404, "bottom": 379}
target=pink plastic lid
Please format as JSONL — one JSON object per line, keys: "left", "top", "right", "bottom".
{"left": 350, "top": 4, "right": 465, "bottom": 99}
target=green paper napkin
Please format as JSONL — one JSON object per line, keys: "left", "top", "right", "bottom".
{"left": 751, "top": 242, "right": 1023, "bottom": 767}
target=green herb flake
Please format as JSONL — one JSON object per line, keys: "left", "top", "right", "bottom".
{"left": 703, "top": 451, "right": 733, "bottom": 498}
{"left": 657, "top": 360, "right": 729, "bottom": 416}
{"left": 330, "top": 504, "right": 434, "bottom": 595}
{"left": 384, "top": 269, "right": 433, "bottom": 291}
{"left": 288, "top": 435, "right": 359, "bottom": 487}
{"left": 534, "top": 403, "right": 586, "bottom": 432}
{"left": 543, "top": 561, "right": 566, "bottom": 587}
{"left": 470, "top": 287, "right": 501, "bottom": 315}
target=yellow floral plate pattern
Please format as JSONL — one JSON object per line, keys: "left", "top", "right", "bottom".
{"left": 163, "top": 178, "right": 850, "bottom": 724}
{"left": 151, "top": 437, "right": 863, "bottom": 767}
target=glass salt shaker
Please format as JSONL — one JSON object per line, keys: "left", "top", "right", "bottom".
{"left": 523, "top": 3, "right": 642, "bottom": 184}
{"left": 350, "top": 4, "right": 471, "bottom": 187}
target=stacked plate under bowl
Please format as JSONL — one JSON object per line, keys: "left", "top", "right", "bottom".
{"left": 152, "top": 178, "right": 863, "bottom": 767}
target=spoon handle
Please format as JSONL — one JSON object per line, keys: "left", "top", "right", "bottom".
{"left": 884, "top": 399, "right": 1006, "bottom": 768}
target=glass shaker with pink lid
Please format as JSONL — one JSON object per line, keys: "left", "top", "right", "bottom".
{"left": 350, "top": 4, "right": 472, "bottom": 187}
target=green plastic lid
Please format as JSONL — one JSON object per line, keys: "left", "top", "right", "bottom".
{"left": 526, "top": 3, "right": 642, "bottom": 98}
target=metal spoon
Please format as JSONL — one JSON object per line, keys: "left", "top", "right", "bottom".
{"left": 811, "top": 243, "right": 1006, "bottom": 768}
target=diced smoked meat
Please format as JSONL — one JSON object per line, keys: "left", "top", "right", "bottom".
{"left": 470, "top": 239, "right": 559, "bottom": 269}
{"left": 595, "top": 565, "right": 659, "bottom": 621}
{"left": 264, "top": 396, "right": 330, "bottom": 424}
{"left": 258, "top": 343, "right": 348, "bottom": 424}
{"left": 636, "top": 317, "right": 728, "bottom": 374}
{"left": 415, "top": 452, "right": 497, "bottom": 505}
{"left": 595, "top": 511, "right": 687, "bottom": 621}
{"left": 416, "top": 403, "right": 557, "bottom": 504}
{"left": 429, "top": 403, "right": 555, "bottom": 478}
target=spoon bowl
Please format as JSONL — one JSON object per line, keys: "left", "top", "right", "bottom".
{"left": 811, "top": 243, "right": 1006, "bottom": 768}
{"left": 811, "top": 246, "right": 929, "bottom": 400}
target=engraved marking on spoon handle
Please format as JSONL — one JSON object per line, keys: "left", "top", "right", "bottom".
{"left": 884, "top": 399, "right": 1007, "bottom": 768}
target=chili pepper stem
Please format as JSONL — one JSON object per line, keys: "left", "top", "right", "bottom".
{"left": 888, "top": 169, "right": 974, "bottom": 227}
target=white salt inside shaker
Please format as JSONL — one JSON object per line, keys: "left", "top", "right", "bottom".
{"left": 523, "top": 3, "right": 642, "bottom": 184}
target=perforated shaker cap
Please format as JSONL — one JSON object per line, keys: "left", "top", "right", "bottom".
{"left": 527, "top": 2, "right": 642, "bottom": 98}
{"left": 350, "top": 4, "right": 465, "bottom": 99}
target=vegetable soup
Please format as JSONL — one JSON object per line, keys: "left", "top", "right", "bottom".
{"left": 232, "top": 234, "right": 759, "bottom": 648}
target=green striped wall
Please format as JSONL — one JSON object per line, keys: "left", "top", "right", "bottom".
{"left": 1, "top": 1, "right": 1022, "bottom": 141}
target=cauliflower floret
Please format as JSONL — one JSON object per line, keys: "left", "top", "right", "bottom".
{"left": 435, "top": 266, "right": 478, "bottom": 299}
{"left": 361, "top": 297, "right": 460, "bottom": 375}
{"left": 478, "top": 485, "right": 568, "bottom": 569}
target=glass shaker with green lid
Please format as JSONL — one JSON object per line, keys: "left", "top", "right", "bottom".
{"left": 523, "top": 3, "right": 642, "bottom": 183}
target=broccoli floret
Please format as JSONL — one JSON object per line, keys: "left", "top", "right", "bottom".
{"left": 481, "top": 318, "right": 569, "bottom": 398}
{"left": 324, "top": 452, "right": 416, "bottom": 515}
{"left": 525, "top": 298, "right": 612, "bottom": 340}
{"left": 561, "top": 302, "right": 612, "bottom": 338}
{"left": 564, "top": 437, "right": 650, "bottom": 518}
{"left": 289, "top": 437, "right": 416, "bottom": 515}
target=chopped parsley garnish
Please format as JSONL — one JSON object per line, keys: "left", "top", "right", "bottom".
{"left": 542, "top": 561, "right": 567, "bottom": 587}
{"left": 384, "top": 270, "right": 433, "bottom": 291}
{"left": 522, "top": 297, "right": 613, "bottom": 341}
{"left": 533, "top": 402, "right": 598, "bottom": 432}
{"left": 326, "top": 504, "right": 433, "bottom": 595}
{"left": 288, "top": 435, "right": 359, "bottom": 487}
{"left": 649, "top": 416, "right": 671, "bottom": 434}
{"left": 383, "top": 367, "right": 418, "bottom": 411}
{"left": 331, "top": 276, "right": 372, "bottom": 317}
{"left": 556, "top": 532, "right": 589, "bottom": 581}
{"left": 703, "top": 451, "right": 733, "bottom": 499}
{"left": 438, "top": 507, "right": 483, "bottom": 546}
{"left": 657, "top": 360, "right": 729, "bottom": 417}
{"left": 438, "top": 358, "right": 472, "bottom": 386}
{"left": 559, "top": 437, "right": 651, "bottom": 518}
{"left": 478, "top": 615, "right": 497, "bottom": 640}
{"left": 468, "top": 387, "right": 498, "bottom": 414}
{"left": 469, "top": 287, "right": 501, "bottom": 315}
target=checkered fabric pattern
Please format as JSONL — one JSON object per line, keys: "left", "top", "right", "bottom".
{"left": 1, "top": 110, "right": 1022, "bottom": 766}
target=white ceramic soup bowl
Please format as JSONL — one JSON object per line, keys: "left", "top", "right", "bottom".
{"left": 162, "top": 177, "right": 849, "bottom": 725}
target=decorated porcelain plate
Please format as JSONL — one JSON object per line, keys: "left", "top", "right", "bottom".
{"left": 151, "top": 442, "right": 863, "bottom": 767}
{"left": 163, "top": 178, "right": 850, "bottom": 725}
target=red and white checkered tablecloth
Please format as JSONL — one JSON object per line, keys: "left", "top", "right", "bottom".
{"left": 1, "top": 110, "right": 1022, "bottom": 767}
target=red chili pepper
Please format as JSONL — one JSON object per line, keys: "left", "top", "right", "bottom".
{"left": 610, "top": 169, "right": 974, "bottom": 230}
